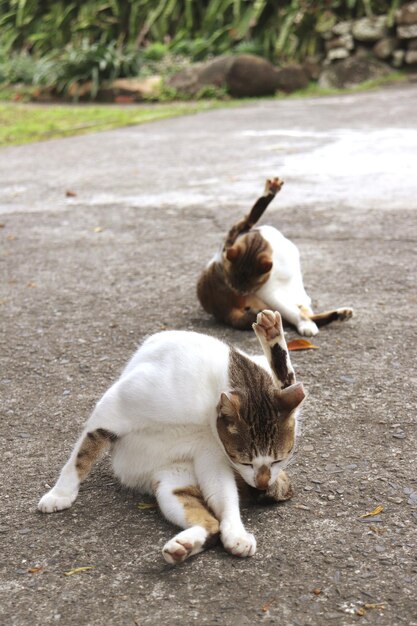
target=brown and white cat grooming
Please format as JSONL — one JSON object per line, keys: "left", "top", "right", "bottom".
{"left": 39, "top": 310, "right": 303, "bottom": 564}
{"left": 197, "top": 178, "right": 353, "bottom": 335}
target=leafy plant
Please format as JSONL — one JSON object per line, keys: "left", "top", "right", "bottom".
{"left": 49, "top": 40, "right": 142, "bottom": 98}
{"left": 0, "top": 1, "right": 405, "bottom": 62}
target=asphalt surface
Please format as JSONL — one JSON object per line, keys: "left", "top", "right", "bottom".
{"left": 1, "top": 85, "right": 416, "bottom": 626}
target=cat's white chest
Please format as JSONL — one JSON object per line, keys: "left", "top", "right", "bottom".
{"left": 111, "top": 424, "right": 213, "bottom": 492}
{"left": 255, "top": 225, "right": 310, "bottom": 305}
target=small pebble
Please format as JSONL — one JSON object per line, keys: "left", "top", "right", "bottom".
{"left": 407, "top": 492, "right": 417, "bottom": 505}
{"left": 339, "top": 375, "right": 356, "bottom": 384}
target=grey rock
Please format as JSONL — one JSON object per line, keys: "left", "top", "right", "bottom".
{"left": 165, "top": 62, "right": 205, "bottom": 95}
{"left": 398, "top": 24, "right": 417, "bottom": 38}
{"left": 405, "top": 49, "right": 417, "bottom": 63}
{"left": 392, "top": 49, "right": 405, "bottom": 66}
{"left": 339, "top": 375, "right": 356, "bottom": 383}
{"left": 373, "top": 37, "right": 399, "bottom": 59}
{"left": 326, "top": 34, "right": 354, "bottom": 51}
{"left": 319, "top": 56, "right": 392, "bottom": 89}
{"left": 407, "top": 491, "right": 417, "bottom": 505}
{"left": 98, "top": 77, "right": 163, "bottom": 102}
{"left": 352, "top": 16, "right": 388, "bottom": 42}
{"left": 396, "top": 1, "right": 417, "bottom": 25}
{"left": 226, "top": 55, "right": 281, "bottom": 97}
{"left": 274, "top": 64, "right": 310, "bottom": 93}
{"left": 168, "top": 54, "right": 282, "bottom": 98}
{"left": 302, "top": 57, "right": 322, "bottom": 80}
{"left": 327, "top": 48, "right": 351, "bottom": 63}
{"left": 333, "top": 20, "right": 352, "bottom": 36}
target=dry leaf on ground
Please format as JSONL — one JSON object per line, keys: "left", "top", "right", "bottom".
{"left": 137, "top": 502, "right": 157, "bottom": 510}
{"left": 93, "top": 226, "right": 104, "bottom": 233}
{"left": 65, "top": 190, "right": 77, "bottom": 197}
{"left": 27, "top": 566, "right": 43, "bottom": 574}
{"left": 360, "top": 505, "right": 384, "bottom": 518}
{"left": 287, "top": 339, "right": 319, "bottom": 351}
{"left": 63, "top": 566, "right": 95, "bottom": 577}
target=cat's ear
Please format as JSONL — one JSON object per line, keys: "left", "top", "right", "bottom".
{"left": 226, "top": 246, "right": 241, "bottom": 262}
{"left": 257, "top": 254, "right": 273, "bottom": 275}
{"left": 217, "top": 391, "right": 240, "bottom": 418}
{"left": 275, "top": 382, "right": 305, "bottom": 415}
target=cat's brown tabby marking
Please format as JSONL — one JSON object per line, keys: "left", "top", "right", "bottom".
{"left": 76, "top": 428, "right": 117, "bottom": 480}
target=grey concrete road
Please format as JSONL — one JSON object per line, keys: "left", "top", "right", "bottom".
{"left": 1, "top": 85, "right": 416, "bottom": 626}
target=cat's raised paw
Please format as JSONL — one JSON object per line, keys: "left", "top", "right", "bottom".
{"left": 38, "top": 490, "right": 77, "bottom": 513}
{"left": 162, "top": 527, "right": 207, "bottom": 564}
{"left": 266, "top": 177, "right": 284, "bottom": 196}
{"left": 253, "top": 310, "right": 283, "bottom": 341}
{"left": 220, "top": 523, "right": 256, "bottom": 558}
{"left": 297, "top": 319, "right": 319, "bottom": 337}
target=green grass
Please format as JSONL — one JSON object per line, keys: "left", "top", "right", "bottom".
{"left": 0, "top": 100, "right": 227, "bottom": 147}
{"left": 281, "top": 71, "right": 407, "bottom": 99}
{"left": 0, "top": 71, "right": 407, "bottom": 148}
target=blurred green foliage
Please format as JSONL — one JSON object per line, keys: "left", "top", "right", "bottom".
{"left": 0, "top": 0, "right": 403, "bottom": 61}
{"left": 0, "top": 0, "right": 404, "bottom": 98}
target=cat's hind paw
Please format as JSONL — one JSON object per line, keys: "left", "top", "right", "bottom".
{"left": 335, "top": 307, "right": 353, "bottom": 321}
{"left": 297, "top": 319, "right": 319, "bottom": 337}
{"left": 265, "top": 177, "right": 284, "bottom": 196}
{"left": 38, "top": 489, "right": 77, "bottom": 513}
{"left": 253, "top": 309, "right": 283, "bottom": 342}
{"left": 265, "top": 470, "right": 293, "bottom": 502}
{"left": 220, "top": 523, "right": 256, "bottom": 558}
{"left": 162, "top": 527, "right": 208, "bottom": 565}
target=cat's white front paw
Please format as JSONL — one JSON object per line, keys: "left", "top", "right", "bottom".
{"left": 297, "top": 319, "right": 319, "bottom": 337}
{"left": 38, "top": 489, "right": 77, "bottom": 513}
{"left": 162, "top": 527, "right": 207, "bottom": 564}
{"left": 220, "top": 522, "right": 256, "bottom": 558}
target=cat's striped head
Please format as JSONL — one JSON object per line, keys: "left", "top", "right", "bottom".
{"left": 223, "top": 230, "right": 273, "bottom": 295}
{"left": 216, "top": 383, "right": 304, "bottom": 489}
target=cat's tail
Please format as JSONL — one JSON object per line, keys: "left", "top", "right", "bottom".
{"left": 308, "top": 307, "right": 354, "bottom": 327}
{"left": 224, "top": 177, "right": 284, "bottom": 248}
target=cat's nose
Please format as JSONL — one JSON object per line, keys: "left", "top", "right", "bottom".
{"left": 255, "top": 465, "right": 271, "bottom": 490}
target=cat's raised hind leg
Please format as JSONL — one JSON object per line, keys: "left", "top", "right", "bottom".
{"left": 38, "top": 427, "right": 117, "bottom": 513}
{"left": 154, "top": 464, "right": 220, "bottom": 565}
{"left": 306, "top": 307, "right": 353, "bottom": 327}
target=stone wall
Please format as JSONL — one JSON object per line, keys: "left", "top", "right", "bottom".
{"left": 317, "top": 1, "right": 417, "bottom": 87}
